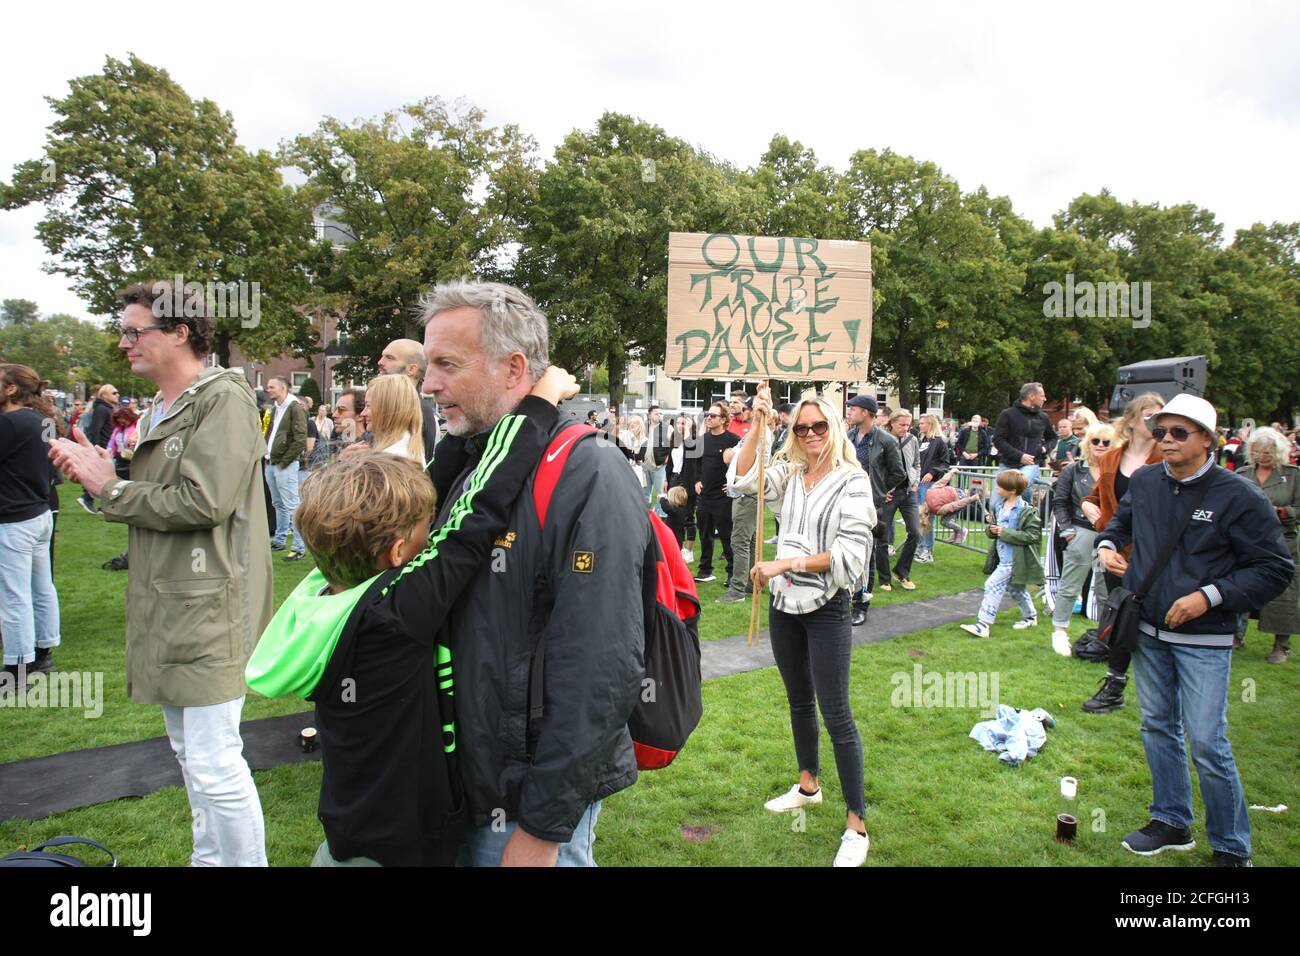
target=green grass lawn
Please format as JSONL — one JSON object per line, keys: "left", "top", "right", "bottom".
{"left": 4, "top": 485, "right": 1296, "bottom": 866}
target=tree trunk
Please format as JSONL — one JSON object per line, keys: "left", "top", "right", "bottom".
{"left": 895, "top": 343, "right": 911, "bottom": 412}
{"left": 216, "top": 329, "right": 232, "bottom": 368}
{"left": 607, "top": 346, "right": 627, "bottom": 411}
{"left": 916, "top": 370, "right": 930, "bottom": 415}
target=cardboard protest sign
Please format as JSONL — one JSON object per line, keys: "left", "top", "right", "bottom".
{"left": 665, "top": 232, "right": 872, "bottom": 382}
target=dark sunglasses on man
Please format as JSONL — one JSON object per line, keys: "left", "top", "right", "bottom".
{"left": 1090, "top": 438, "right": 1111, "bottom": 446}
{"left": 1149, "top": 424, "right": 1199, "bottom": 442}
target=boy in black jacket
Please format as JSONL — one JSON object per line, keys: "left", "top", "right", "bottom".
{"left": 246, "top": 370, "right": 575, "bottom": 866}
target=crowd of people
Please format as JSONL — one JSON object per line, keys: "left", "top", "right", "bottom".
{"left": 3, "top": 276, "right": 1298, "bottom": 870}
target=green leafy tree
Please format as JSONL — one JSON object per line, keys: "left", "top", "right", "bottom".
{"left": 837, "top": 149, "right": 1023, "bottom": 410}
{"left": 513, "top": 113, "right": 748, "bottom": 407}
{"left": 0, "top": 54, "right": 317, "bottom": 367}
{"left": 283, "top": 97, "right": 535, "bottom": 381}
{"left": 1, "top": 299, "right": 40, "bottom": 327}
{"left": 1056, "top": 192, "right": 1222, "bottom": 381}
{"left": 296, "top": 376, "right": 323, "bottom": 405}
{"left": 1207, "top": 222, "right": 1300, "bottom": 421}
{"left": 738, "top": 135, "right": 844, "bottom": 239}
{"left": 0, "top": 312, "right": 151, "bottom": 396}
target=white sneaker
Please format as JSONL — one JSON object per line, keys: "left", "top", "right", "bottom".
{"left": 1012, "top": 617, "right": 1038, "bottom": 630}
{"left": 960, "top": 622, "right": 990, "bottom": 638}
{"left": 1051, "top": 629, "right": 1073, "bottom": 657}
{"left": 764, "top": 784, "right": 823, "bottom": 813}
{"left": 833, "top": 829, "right": 870, "bottom": 867}
{"left": 681, "top": 547, "right": 694, "bottom": 564}
{"left": 764, "top": 535, "right": 779, "bottom": 545}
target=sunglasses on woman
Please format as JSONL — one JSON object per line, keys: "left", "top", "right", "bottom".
{"left": 793, "top": 421, "right": 830, "bottom": 438}
{"left": 1090, "top": 438, "right": 1111, "bottom": 446}
{"left": 1149, "top": 424, "right": 1198, "bottom": 442}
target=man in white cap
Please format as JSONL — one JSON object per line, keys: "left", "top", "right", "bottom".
{"left": 1095, "top": 394, "right": 1293, "bottom": 866}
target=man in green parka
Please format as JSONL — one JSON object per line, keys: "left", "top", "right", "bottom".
{"left": 50, "top": 280, "right": 273, "bottom": 866}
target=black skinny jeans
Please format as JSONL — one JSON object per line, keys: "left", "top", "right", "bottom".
{"left": 1104, "top": 570, "right": 1132, "bottom": 675}
{"left": 696, "top": 496, "right": 733, "bottom": 577}
{"left": 768, "top": 590, "right": 866, "bottom": 820}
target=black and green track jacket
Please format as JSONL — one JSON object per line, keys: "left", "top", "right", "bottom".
{"left": 246, "top": 397, "right": 558, "bottom": 865}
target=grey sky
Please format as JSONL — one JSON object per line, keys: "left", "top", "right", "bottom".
{"left": 3, "top": 0, "right": 1297, "bottom": 320}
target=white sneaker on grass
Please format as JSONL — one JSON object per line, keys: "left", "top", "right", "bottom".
{"left": 833, "top": 829, "right": 870, "bottom": 867}
{"left": 960, "top": 622, "right": 990, "bottom": 638}
{"left": 1051, "top": 629, "right": 1073, "bottom": 657}
{"left": 1012, "top": 617, "right": 1038, "bottom": 630}
{"left": 764, "top": 784, "right": 823, "bottom": 813}
{"left": 681, "top": 547, "right": 694, "bottom": 564}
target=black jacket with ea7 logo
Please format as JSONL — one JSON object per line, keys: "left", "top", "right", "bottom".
{"left": 430, "top": 420, "right": 650, "bottom": 843}
{"left": 1097, "top": 461, "right": 1293, "bottom": 647}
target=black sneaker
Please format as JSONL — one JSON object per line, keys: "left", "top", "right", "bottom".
{"left": 851, "top": 605, "right": 868, "bottom": 627}
{"left": 1212, "top": 851, "right": 1253, "bottom": 867}
{"left": 1, "top": 664, "right": 26, "bottom": 696}
{"left": 270, "top": 541, "right": 287, "bottom": 552}
{"left": 76, "top": 496, "right": 100, "bottom": 516}
{"left": 1122, "top": 820, "right": 1196, "bottom": 856}
{"left": 694, "top": 573, "right": 716, "bottom": 583}
{"left": 32, "top": 648, "right": 54, "bottom": 674}
{"left": 1082, "top": 673, "right": 1127, "bottom": 714}
{"left": 283, "top": 551, "right": 305, "bottom": 562}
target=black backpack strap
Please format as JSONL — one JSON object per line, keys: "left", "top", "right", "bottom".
{"left": 1135, "top": 477, "right": 1211, "bottom": 599}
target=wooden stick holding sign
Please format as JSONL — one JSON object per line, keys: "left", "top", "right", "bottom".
{"left": 747, "top": 381, "right": 770, "bottom": 647}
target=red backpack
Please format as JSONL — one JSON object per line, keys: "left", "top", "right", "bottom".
{"left": 530, "top": 423, "right": 703, "bottom": 770}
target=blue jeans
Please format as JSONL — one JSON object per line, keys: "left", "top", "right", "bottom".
{"left": 462, "top": 802, "right": 602, "bottom": 867}
{"left": 918, "top": 481, "right": 934, "bottom": 550}
{"left": 999, "top": 463, "right": 1041, "bottom": 486}
{"left": 265, "top": 461, "right": 303, "bottom": 549}
{"left": 1130, "top": 631, "right": 1251, "bottom": 857}
{"left": 643, "top": 464, "right": 666, "bottom": 507}
{"left": 0, "top": 512, "right": 61, "bottom": 666}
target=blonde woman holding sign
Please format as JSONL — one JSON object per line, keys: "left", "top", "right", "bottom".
{"left": 732, "top": 383, "right": 877, "bottom": 867}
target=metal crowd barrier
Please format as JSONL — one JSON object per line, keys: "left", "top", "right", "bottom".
{"left": 927, "top": 464, "right": 1077, "bottom": 612}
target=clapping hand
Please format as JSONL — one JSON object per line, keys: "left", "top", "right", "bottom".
{"left": 48, "top": 427, "right": 116, "bottom": 498}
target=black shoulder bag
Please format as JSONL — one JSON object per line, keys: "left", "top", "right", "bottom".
{"left": 1097, "top": 480, "right": 1209, "bottom": 652}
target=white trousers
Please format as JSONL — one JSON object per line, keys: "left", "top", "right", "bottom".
{"left": 161, "top": 696, "right": 267, "bottom": 866}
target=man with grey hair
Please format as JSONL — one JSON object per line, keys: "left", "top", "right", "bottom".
{"left": 419, "top": 279, "right": 649, "bottom": 867}
{"left": 378, "top": 337, "right": 439, "bottom": 465}
{"left": 993, "top": 382, "right": 1051, "bottom": 486}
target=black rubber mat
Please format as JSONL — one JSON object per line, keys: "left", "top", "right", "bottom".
{"left": 0, "top": 711, "right": 317, "bottom": 822}
{"left": 1, "top": 590, "right": 984, "bottom": 822}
